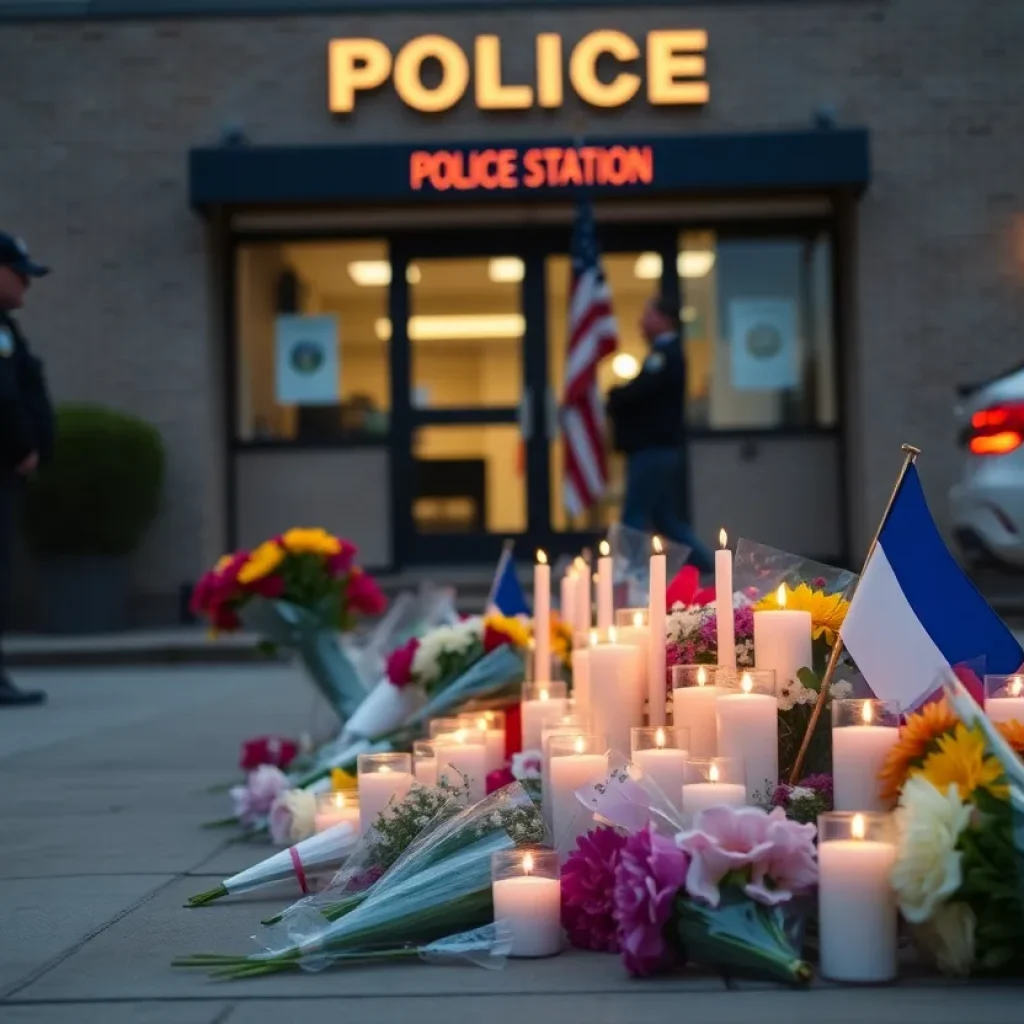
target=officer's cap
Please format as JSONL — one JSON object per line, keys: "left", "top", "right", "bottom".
{"left": 0, "top": 232, "right": 49, "bottom": 277}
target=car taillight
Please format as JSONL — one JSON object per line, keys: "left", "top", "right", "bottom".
{"left": 967, "top": 402, "right": 1024, "bottom": 455}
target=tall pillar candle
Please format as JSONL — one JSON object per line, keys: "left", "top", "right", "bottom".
{"left": 541, "top": 714, "right": 585, "bottom": 822}
{"left": 753, "top": 585, "right": 812, "bottom": 689}
{"left": 715, "top": 530, "right": 736, "bottom": 668}
{"left": 521, "top": 681, "right": 568, "bottom": 752}
{"left": 616, "top": 609, "right": 651, "bottom": 723}
{"left": 588, "top": 628, "right": 643, "bottom": 756}
{"left": 560, "top": 569, "right": 576, "bottom": 632}
{"left": 832, "top": 699, "right": 900, "bottom": 811}
{"left": 533, "top": 551, "right": 551, "bottom": 683}
{"left": 596, "top": 540, "right": 613, "bottom": 631}
{"left": 574, "top": 557, "right": 592, "bottom": 636}
{"left": 648, "top": 536, "right": 668, "bottom": 725}
{"left": 716, "top": 669, "right": 778, "bottom": 801}
{"left": 492, "top": 849, "right": 563, "bottom": 958}
{"left": 985, "top": 674, "right": 1024, "bottom": 723}
{"left": 818, "top": 812, "right": 897, "bottom": 982}
{"left": 460, "top": 710, "right": 506, "bottom": 774}
{"left": 435, "top": 728, "right": 488, "bottom": 802}
{"left": 549, "top": 734, "right": 606, "bottom": 853}
{"left": 570, "top": 632, "right": 595, "bottom": 726}
{"left": 671, "top": 665, "right": 719, "bottom": 758}
{"left": 357, "top": 753, "right": 412, "bottom": 835}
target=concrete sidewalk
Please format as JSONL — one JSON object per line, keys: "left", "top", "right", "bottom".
{"left": 0, "top": 664, "right": 1021, "bottom": 1024}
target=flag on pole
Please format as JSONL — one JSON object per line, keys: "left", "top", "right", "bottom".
{"left": 840, "top": 464, "right": 1023, "bottom": 711}
{"left": 486, "top": 542, "right": 530, "bottom": 617}
{"left": 561, "top": 199, "right": 618, "bottom": 518}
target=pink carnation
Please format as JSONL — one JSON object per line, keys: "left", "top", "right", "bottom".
{"left": 229, "top": 765, "right": 289, "bottom": 828}
{"left": 486, "top": 767, "right": 514, "bottom": 794}
{"left": 613, "top": 824, "right": 689, "bottom": 976}
{"left": 386, "top": 637, "right": 419, "bottom": 688}
{"left": 347, "top": 570, "right": 387, "bottom": 616}
{"left": 562, "top": 828, "right": 627, "bottom": 952}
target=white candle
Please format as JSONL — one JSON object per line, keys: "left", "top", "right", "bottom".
{"left": 560, "top": 570, "right": 576, "bottom": 631}
{"left": 435, "top": 729, "right": 488, "bottom": 803}
{"left": 716, "top": 671, "right": 778, "bottom": 801}
{"left": 462, "top": 713, "right": 506, "bottom": 774}
{"left": 314, "top": 792, "right": 360, "bottom": 834}
{"left": 358, "top": 763, "right": 412, "bottom": 835}
{"left": 492, "top": 851, "right": 562, "bottom": 958}
{"left": 570, "top": 641, "right": 593, "bottom": 725}
{"left": 819, "top": 814, "right": 897, "bottom": 982}
{"left": 648, "top": 537, "right": 668, "bottom": 726}
{"left": 753, "top": 585, "right": 812, "bottom": 689}
{"left": 833, "top": 701, "right": 900, "bottom": 812}
{"left": 682, "top": 773, "right": 747, "bottom": 815}
{"left": 414, "top": 756, "right": 438, "bottom": 787}
{"left": 596, "top": 540, "right": 613, "bottom": 631}
{"left": 616, "top": 611, "right": 651, "bottom": 722}
{"left": 672, "top": 666, "right": 719, "bottom": 758}
{"left": 574, "top": 557, "right": 591, "bottom": 636}
{"left": 588, "top": 630, "right": 643, "bottom": 756}
{"left": 521, "top": 683, "right": 568, "bottom": 751}
{"left": 541, "top": 720, "right": 585, "bottom": 822}
{"left": 534, "top": 551, "right": 551, "bottom": 682}
{"left": 550, "top": 736, "right": 606, "bottom": 851}
{"left": 632, "top": 728, "right": 687, "bottom": 809}
{"left": 715, "top": 530, "right": 736, "bottom": 669}
{"left": 986, "top": 676, "right": 1024, "bottom": 723}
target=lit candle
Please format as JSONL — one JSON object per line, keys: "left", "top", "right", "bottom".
{"left": 714, "top": 529, "right": 736, "bottom": 668}
{"left": 491, "top": 849, "right": 563, "bottom": 958}
{"left": 818, "top": 812, "right": 897, "bottom": 982}
{"left": 541, "top": 714, "right": 585, "bottom": 822}
{"left": 588, "top": 626, "right": 644, "bottom": 756}
{"left": 521, "top": 681, "right": 568, "bottom": 751}
{"left": 533, "top": 550, "right": 552, "bottom": 683}
{"left": 681, "top": 757, "right": 747, "bottom": 815}
{"left": 648, "top": 536, "right": 668, "bottom": 726}
{"left": 753, "top": 585, "right": 812, "bottom": 690}
{"left": 616, "top": 609, "right": 651, "bottom": 721}
{"left": 549, "top": 734, "right": 606, "bottom": 852}
{"left": 832, "top": 699, "right": 900, "bottom": 811}
{"left": 596, "top": 540, "right": 613, "bottom": 631}
{"left": 985, "top": 674, "right": 1024, "bottom": 723}
{"left": 574, "top": 556, "right": 591, "bottom": 635}
{"left": 460, "top": 711, "right": 506, "bottom": 774}
{"left": 716, "top": 669, "right": 778, "bottom": 802}
{"left": 560, "top": 568, "right": 576, "bottom": 633}
{"left": 357, "top": 753, "right": 413, "bottom": 835}
{"left": 631, "top": 726, "right": 688, "bottom": 809}
{"left": 435, "top": 727, "right": 488, "bottom": 803}
{"left": 412, "top": 740, "right": 438, "bottom": 787}
{"left": 671, "top": 665, "right": 720, "bottom": 758}
{"left": 569, "top": 629, "right": 597, "bottom": 726}
{"left": 314, "top": 791, "right": 360, "bottom": 834}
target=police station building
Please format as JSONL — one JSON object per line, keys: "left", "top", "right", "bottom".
{"left": 1, "top": 0, "right": 1020, "bottom": 621}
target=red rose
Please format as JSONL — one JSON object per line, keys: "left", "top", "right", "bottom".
{"left": 240, "top": 735, "right": 299, "bottom": 771}
{"left": 504, "top": 702, "right": 523, "bottom": 760}
{"left": 386, "top": 637, "right": 419, "bottom": 688}
{"left": 486, "top": 767, "right": 515, "bottom": 794}
{"left": 347, "top": 569, "right": 387, "bottom": 616}
{"left": 211, "top": 604, "right": 241, "bottom": 632}
{"left": 666, "top": 565, "right": 716, "bottom": 608}
{"left": 326, "top": 546, "right": 356, "bottom": 576}
{"left": 249, "top": 574, "right": 285, "bottom": 599}
{"left": 483, "top": 623, "right": 512, "bottom": 653}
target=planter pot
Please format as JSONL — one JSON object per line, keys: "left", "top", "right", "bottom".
{"left": 36, "top": 556, "right": 129, "bottom": 635}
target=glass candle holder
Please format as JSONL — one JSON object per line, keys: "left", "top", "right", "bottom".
{"left": 491, "top": 848, "right": 562, "bottom": 958}
{"left": 541, "top": 714, "right": 587, "bottom": 820}
{"left": 588, "top": 625, "right": 645, "bottom": 757}
{"left": 314, "top": 790, "right": 361, "bottom": 834}
{"left": 832, "top": 699, "right": 901, "bottom": 811}
{"left": 984, "top": 674, "right": 1024, "bottom": 723}
{"left": 818, "top": 812, "right": 897, "bottom": 983}
{"left": 631, "top": 726, "right": 690, "bottom": 810}
{"left": 428, "top": 716, "right": 463, "bottom": 739}
{"left": 681, "top": 756, "right": 746, "bottom": 815}
{"left": 413, "top": 740, "right": 438, "bottom": 787}
{"left": 715, "top": 668, "right": 777, "bottom": 802}
{"left": 434, "top": 724, "right": 488, "bottom": 802}
{"left": 357, "top": 752, "right": 413, "bottom": 835}
{"left": 548, "top": 733, "right": 606, "bottom": 852}
{"left": 521, "top": 680, "right": 568, "bottom": 751}
{"left": 670, "top": 664, "right": 719, "bottom": 757}
{"left": 459, "top": 710, "right": 507, "bottom": 773}
{"left": 615, "top": 608, "right": 650, "bottom": 627}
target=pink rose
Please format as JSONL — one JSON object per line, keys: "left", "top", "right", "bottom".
{"left": 386, "top": 638, "right": 419, "bottom": 688}
{"left": 347, "top": 570, "right": 387, "bottom": 616}
{"left": 486, "top": 767, "right": 514, "bottom": 794}
{"left": 230, "top": 765, "right": 289, "bottom": 827}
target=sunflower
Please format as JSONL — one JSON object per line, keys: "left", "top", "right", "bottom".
{"left": 237, "top": 540, "right": 285, "bottom": 585}
{"left": 280, "top": 527, "right": 342, "bottom": 557}
{"left": 919, "top": 723, "right": 1008, "bottom": 800}
{"left": 996, "top": 718, "right": 1024, "bottom": 757}
{"left": 878, "top": 697, "right": 960, "bottom": 801}
{"left": 754, "top": 583, "right": 850, "bottom": 645}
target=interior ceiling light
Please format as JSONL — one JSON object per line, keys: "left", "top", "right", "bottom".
{"left": 677, "top": 250, "right": 716, "bottom": 278}
{"left": 346, "top": 261, "right": 421, "bottom": 286}
{"left": 488, "top": 257, "right": 525, "bottom": 283}
{"left": 633, "top": 252, "right": 662, "bottom": 280}
{"left": 611, "top": 353, "right": 641, "bottom": 380}
{"left": 375, "top": 314, "right": 526, "bottom": 343}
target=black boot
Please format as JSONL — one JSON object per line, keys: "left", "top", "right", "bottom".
{"left": 0, "top": 674, "right": 46, "bottom": 706}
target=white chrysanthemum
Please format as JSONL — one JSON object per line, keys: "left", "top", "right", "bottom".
{"left": 787, "top": 785, "right": 815, "bottom": 802}
{"left": 777, "top": 683, "right": 797, "bottom": 712}
{"left": 276, "top": 789, "right": 316, "bottom": 844}
{"left": 666, "top": 606, "right": 706, "bottom": 645}
{"left": 891, "top": 776, "right": 971, "bottom": 924}
{"left": 914, "top": 901, "right": 976, "bottom": 976}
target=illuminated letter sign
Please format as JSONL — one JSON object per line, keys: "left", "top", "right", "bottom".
{"left": 328, "top": 31, "right": 708, "bottom": 113}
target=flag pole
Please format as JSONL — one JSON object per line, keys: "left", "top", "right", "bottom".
{"left": 788, "top": 443, "right": 922, "bottom": 784}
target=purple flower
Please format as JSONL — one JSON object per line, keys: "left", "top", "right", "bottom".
{"left": 230, "top": 765, "right": 289, "bottom": 828}
{"left": 562, "top": 828, "right": 627, "bottom": 952}
{"left": 771, "top": 784, "right": 793, "bottom": 808}
{"left": 613, "top": 825, "right": 689, "bottom": 976}
{"left": 799, "top": 773, "right": 834, "bottom": 801}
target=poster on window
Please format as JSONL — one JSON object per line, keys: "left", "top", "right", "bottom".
{"left": 275, "top": 315, "right": 339, "bottom": 405}
{"left": 728, "top": 298, "right": 798, "bottom": 391}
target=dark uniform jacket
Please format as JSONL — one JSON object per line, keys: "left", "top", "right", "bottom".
{"left": 606, "top": 332, "right": 686, "bottom": 455}
{"left": 0, "top": 311, "right": 54, "bottom": 475}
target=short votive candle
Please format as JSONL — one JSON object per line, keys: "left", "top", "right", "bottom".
{"left": 541, "top": 714, "right": 586, "bottom": 820}
{"left": 671, "top": 664, "right": 720, "bottom": 758}
{"left": 434, "top": 725, "right": 488, "bottom": 803}
{"left": 521, "top": 680, "right": 568, "bottom": 751}
{"left": 428, "top": 717, "right": 463, "bottom": 739}
{"left": 314, "top": 790, "right": 360, "bottom": 834}
{"left": 549, "top": 733, "right": 606, "bottom": 852}
{"left": 985, "top": 674, "right": 1024, "bottom": 724}
{"left": 681, "top": 756, "right": 746, "bottom": 815}
{"left": 715, "top": 669, "right": 777, "bottom": 802}
{"left": 491, "top": 848, "right": 562, "bottom": 958}
{"left": 459, "top": 709, "right": 507, "bottom": 773}
{"left": 818, "top": 812, "right": 897, "bottom": 983}
{"left": 357, "top": 752, "right": 412, "bottom": 835}
{"left": 832, "top": 699, "right": 900, "bottom": 811}
{"left": 631, "top": 726, "right": 689, "bottom": 810}
{"left": 413, "top": 740, "right": 438, "bottom": 787}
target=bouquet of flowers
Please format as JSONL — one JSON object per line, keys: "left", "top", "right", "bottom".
{"left": 884, "top": 675, "right": 1024, "bottom": 976}
{"left": 191, "top": 528, "right": 387, "bottom": 721}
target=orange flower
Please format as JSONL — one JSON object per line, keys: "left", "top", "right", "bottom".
{"left": 878, "top": 698, "right": 959, "bottom": 802}
{"left": 996, "top": 718, "right": 1024, "bottom": 757}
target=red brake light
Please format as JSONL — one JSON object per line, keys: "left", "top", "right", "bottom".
{"left": 967, "top": 402, "right": 1024, "bottom": 455}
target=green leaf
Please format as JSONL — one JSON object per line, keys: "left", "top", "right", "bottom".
{"left": 796, "top": 667, "right": 822, "bottom": 693}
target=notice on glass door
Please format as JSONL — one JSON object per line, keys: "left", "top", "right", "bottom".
{"left": 275, "top": 315, "right": 340, "bottom": 405}
{"left": 727, "top": 298, "right": 798, "bottom": 391}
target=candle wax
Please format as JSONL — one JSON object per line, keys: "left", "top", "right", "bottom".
{"left": 314, "top": 803, "right": 360, "bottom": 835}
{"left": 534, "top": 560, "right": 551, "bottom": 684}
{"left": 435, "top": 738, "right": 487, "bottom": 803}
{"left": 832, "top": 726, "right": 900, "bottom": 812}
{"left": 571, "top": 648, "right": 591, "bottom": 724}
{"left": 681, "top": 781, "right": 746, "bottom": 815}
{"left": 588, "top": 642, "right": 643, "bottom": 756}
{"left": 550, "top": 751, "right": 605, "bottom": 852}
{"left": 521, "top": 696, "right": 568, "bottom": 751}
{"left": 492, "top": 874, "right": 563, "bottom": 958}
{"left": 672, "top": 684, "right": 720, "bottom": 758}
{"left": 753, "top": 609, "right": 812, "bottom": 689}
{"left": 632, "top": 747, "right": 687, "bottom": 810}
{"left": 358, "top": 771, "right": 412, "bottom": 835}
{"left": 985, "top": 697, "right": 1024, "bottom": 724}
{"left": 597, "top": 554, "right": 613, "bottom": 631}
{"left": 414, "top": 757, "right": 438, "bottom": 787}
{"left": 714, "top": 547, "right": 736, "bottom": 668}
{"left": 716, "top": 691, "right": 778, "bottom": 802}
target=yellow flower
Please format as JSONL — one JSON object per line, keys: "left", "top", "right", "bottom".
{"left": 919, "top": 723, "right": 1008, "bottom": 800}
{"left": 996, "top": 718, "right": 1024, "bottom": 757}
{"left": 754, "top": 583, "right": 850, "bottom": 645}
{"left": 484, "top": 614, "right": 532, "bottom": 649}
{"left": 331, "top": 768, "right": 356, "bottom": 792}
{"left": 281, "top": 527, "right": 342, "bottom": 557}
{"left": 879, "top": 698, "right": 960, "bottom": 801}
{"left": 237, "top": 540, "right": 285, "bottom": 585}
{"left": 214, "top": 554, "right": 234, "bottom": 573}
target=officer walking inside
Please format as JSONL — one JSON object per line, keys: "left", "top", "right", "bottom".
{"left": 0, "top": 232, "right": 54, "bottom": 706}
{"left": 607, "top": 295, "right": 714, "bottom": 574}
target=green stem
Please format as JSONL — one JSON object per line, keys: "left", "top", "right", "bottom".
{"left": 201, "top": 816, "right": 240, "bottom": 830}
{"left": 186, "top": 885, "right": 229, "bottom": 907}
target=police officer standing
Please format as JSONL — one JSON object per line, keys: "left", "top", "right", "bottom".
{"left": 607, "top": 295, "right": 714, "bottom": 574}
{"left": 0, "top": 232, "right": 54, "bottom": 706}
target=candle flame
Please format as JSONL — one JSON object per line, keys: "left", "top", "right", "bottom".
{"left": 1011, "top": 676, "right": 1024, "bottom": 698}
{"left": 537, "top": 549, "right": 548, "bottom": 566}
{"left": 862, "top": 701, "right": 874, "bottom": 725}
{"left": 709, "top": 763, "right": 720, "bottom": 784}
{"left": 652, "top": 536, "right": 663, "bottom": 555}
{"left": 539, "top": 688, "right": 549, "bottom": 702}
{"left": 599, "top": 540, "right": 611, "bottom": 557}
{"left": 589, "top": 629, "right": 598, "bottom": 647}
{"left": 574, "top": 556, "right": 586, "bottom": 570}
{"left": 851, "top": 813, "right": 866, "bottom": 841}
{"left": 776, "top": 584, "right": 787, "bottom": 609}
{"left": 523, "top": 852, "right": 535, "bottom": 875}
{"left": 379, "top": 765, "right": 391, "bottom": 775}
{"left": 633, "top": 611, "right": 644, "bottom": 627}
{"left": 476, "top": 717, "right": 488, "bottom": 732}
{"left": 454, "top": 729, "right": 466, "bottom": 743}
{"left": 333, "top": 792, "right": 347, "bottom": 809}
{"left": 719, "top": 528, "right": 728, "bottom": 548}
{"left": 608, "top": 626, "right": 618, "bottom": 643}
{"left": 574, "top": 736, "right": 586, "bottom": 754}
{"left": 697, "top": 666, "right": 708, "bottom": 687}
{"left": 655, "top": 727, "right": 666, "bottom": 749}
{"left": 741, "top": 672, "right": 753, "bottom": 695}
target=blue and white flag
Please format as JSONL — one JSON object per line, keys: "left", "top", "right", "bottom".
{"left": 841, "top": 464, "right": 1023, "bottom": 710}
{"left": 486, "top": 543, "right": 530, "bottom": 618}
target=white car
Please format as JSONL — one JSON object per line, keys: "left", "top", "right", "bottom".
{"left": 950, "top": 362, "right": 1024, "bottom": 570}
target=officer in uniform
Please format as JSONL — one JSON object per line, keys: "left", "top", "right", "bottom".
{"left": 607, "top": 295, "right": 714, "bottom": 574}
{"left": 0, "top": 232, "right": 54, "bottom": 706}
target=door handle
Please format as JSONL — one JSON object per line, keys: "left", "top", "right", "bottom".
{"left": 518, "top": 387, "right": 533, "bottom": 442}
{"left": 546, "top": 386, "right": 560, "bottom": 441}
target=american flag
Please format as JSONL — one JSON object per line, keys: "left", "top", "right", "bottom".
{"left": 562, "top": 200, "right": 618, "bottom": 518}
